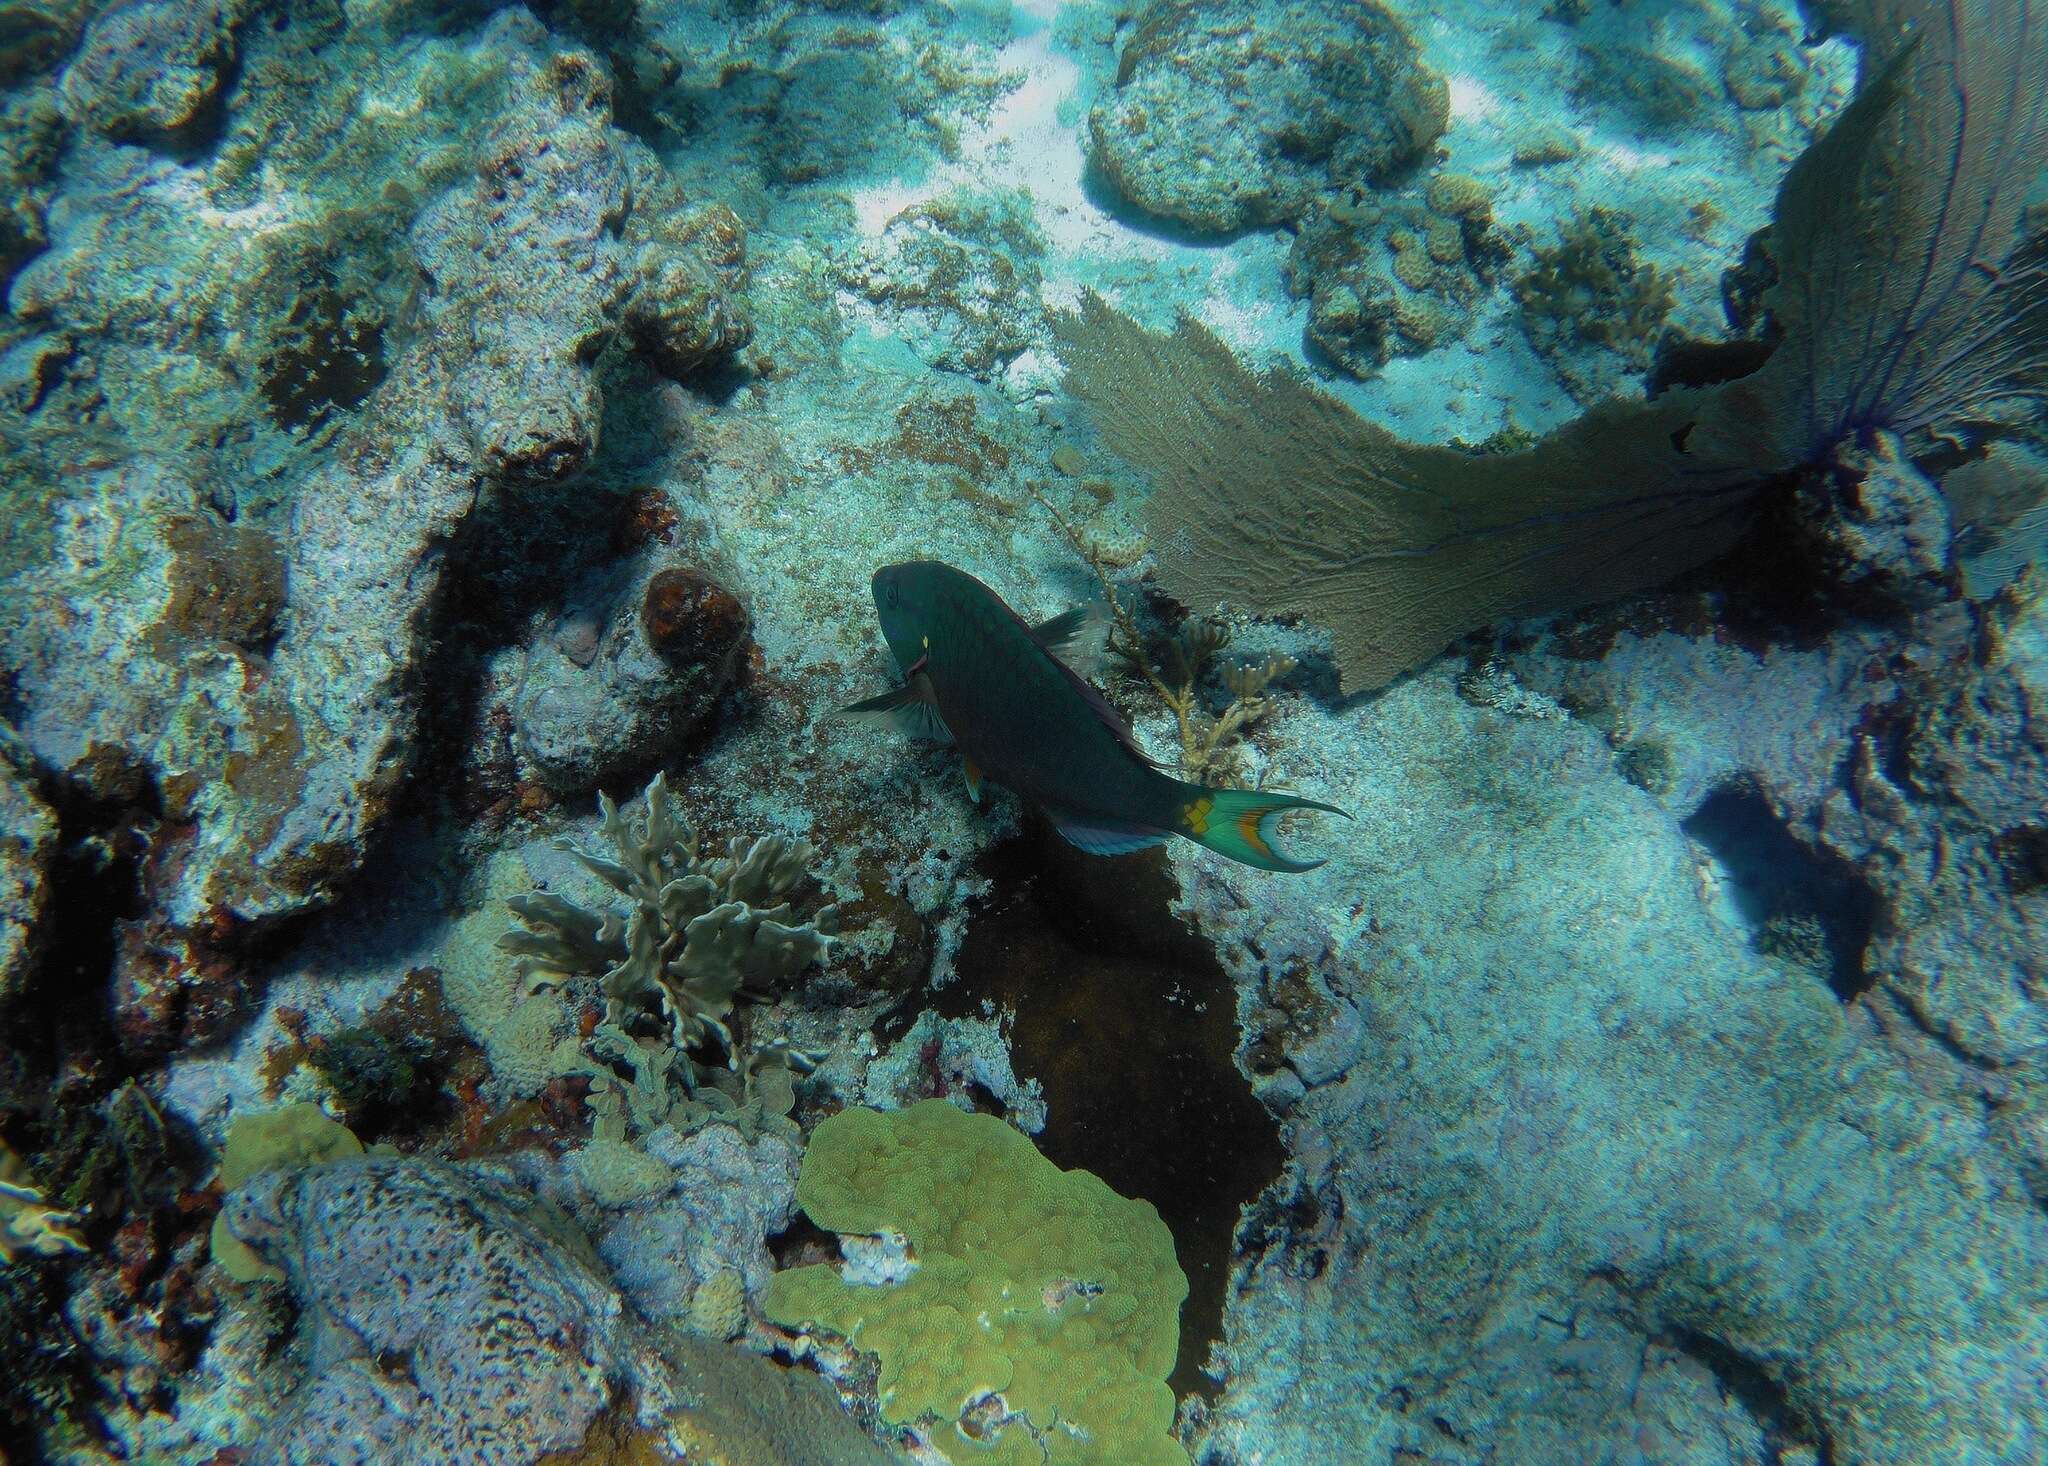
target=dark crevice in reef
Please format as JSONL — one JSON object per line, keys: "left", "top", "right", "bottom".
{"left": 0, "top": 773, "right": 213, "bottom": 1458}
{"left": 934, "top": 817, "right": 1286, "bottom": 1404}
{"left": 1681, "top": 781, "right": 1878, "bottom": 1000}
{"left": 1668, "top": 1328, "right": 1832, "bottom": 1466}
{"left": 1661, "top": 470, "right": 1838, "bottom": 658}
{"left": 394, "top": 347, "right": 681, "bottom": 836}
{"left": 0, "top": 763, "right": 158, "bottom": 1116}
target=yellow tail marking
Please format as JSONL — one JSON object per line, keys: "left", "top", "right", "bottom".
{"left": 1236, "top": 807, "right": 1273, "bottom": 860}
{"left": 1182, "top": 795, "right": 1215, "bottom": 835}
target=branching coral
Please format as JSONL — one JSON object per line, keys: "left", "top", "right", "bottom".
{"left": 498, "top": 773, "right": 838, "bottom": 1133}
{"left": 1035, "top": 491, "right": 1293, "bottom": 782}
{"left": 1514, "top": 206, "right": 1676, "bottom": 373}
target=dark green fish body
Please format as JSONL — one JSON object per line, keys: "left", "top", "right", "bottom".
{"left": 847, "top": 561, "right": 1345, "bottom": 872}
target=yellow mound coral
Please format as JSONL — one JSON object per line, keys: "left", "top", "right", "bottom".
{"left": 208, "top": 1103, "right": 363, "bottom": 1282}
{"left": 764, "top": 1101, "right": 1187, "bottom": 1465}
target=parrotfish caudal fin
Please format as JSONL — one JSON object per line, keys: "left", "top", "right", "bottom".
{"left": 1177, "top": 788, "right": 1350, "bottom": 873}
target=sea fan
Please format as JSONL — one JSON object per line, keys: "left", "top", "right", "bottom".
{"left": 1758, "top": 0, "right": 2048, "bottom": 454}
{"left": 1056, "top": 0, "right": 2048, "bottom": 695}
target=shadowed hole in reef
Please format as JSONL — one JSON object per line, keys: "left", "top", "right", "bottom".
{"left": 931, "top": 818, "right": 1285, "bottom": 1403}
{"left": 1681, "top": 781, "right": 1877, "bottom": 1000}
{"left": 1668, "top": 1328, "right": 1833, "bottom": 1465}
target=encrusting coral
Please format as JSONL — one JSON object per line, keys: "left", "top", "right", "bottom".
{"left": 765, "top": 1101, "right": 1188, "bottom": 1466}
{"left": 207, "top": 1103, "right": 365, "bottom": 1283}
{"left": 499, "top": 773, "right": 840, "bottom": 1137}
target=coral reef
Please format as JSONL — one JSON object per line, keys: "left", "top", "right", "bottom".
{"left": 766, "top": 1101, "right": 1188, "bottom": 1465}
{"left": 1088, "top": 0, "right": 1446, "bottom": 235}
{"left": 1037, "top": 491, "right": 1294, "bottom": 783}
{"left": 2, "top": 10, "right": 755, "bottom": 1055}
{"left": 222, "top": 1155, "right": 625, "bottom": 1462}
{"left": 1183, "top": 634, "right": 2048, "bottom": 1462}
{"left": 215, "top": 1149, "right": 890, "bottom": 1465}
{"left": 1575, "top": 41, "right": 1716, "bottom": 135}
{"left": 2, "top": 0, "right": 2043, "bottom": 1461}
{"left": 507, "top": 558, "right": 754, "bottom": 797}
{"left": 844, "top": 187, "right": 1046, "bottom": 379}
{"left": 1287, "top": 171, "right": 1510, "bottom": 377}
{"left": 860, "top": 1008, "right": 1048, "bottom": 1134}
{"left": 0, "top": 85, "right": 62, "bottom": 296}
{"left": 1946, "top": 439, "right": 2048, "bottom": 598}
{"left": 580, "top": 1120, "right": 798, "bottom": 1335}
{"left": 207, "top": 1103, "right": 364, "bottom": 1284}
{"left": 58, "top": 0, "right": 242, "bottom": 148}
{"left": 643, "top": 1327, "right": 898, "bottom": 1466}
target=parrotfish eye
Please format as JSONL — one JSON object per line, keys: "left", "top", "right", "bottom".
{"left": 885, "top": 580, "right": 900, "bottom": 610}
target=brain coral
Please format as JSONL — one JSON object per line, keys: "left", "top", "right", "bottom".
{"left": 764, "top": 1101, "right": 1188, "bottom": 1465}
{"left": 223, "top": 1156, "right": 625, "bottom": 1464}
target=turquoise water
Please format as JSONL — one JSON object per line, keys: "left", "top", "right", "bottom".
{"left": 0, "top": 1, "right": 2043, "bottom": 1462}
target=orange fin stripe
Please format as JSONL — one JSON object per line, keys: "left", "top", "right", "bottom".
{"left": 1236, "top": 807, "right": 1272, "bottom": 859}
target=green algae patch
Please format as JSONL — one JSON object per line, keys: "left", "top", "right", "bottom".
{"left": 765, "top": 1101, "right": 1187, "bottom": 1465}
{"left": 208, "top": 1104, "right": 363, "bottom": 1283}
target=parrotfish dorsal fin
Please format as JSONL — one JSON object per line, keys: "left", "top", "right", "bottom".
{"left": 1031, "top": 603, "right": 1110, "bottom": 679}
{"left": 837, "top": 673, "right": 953, "bottom": 744}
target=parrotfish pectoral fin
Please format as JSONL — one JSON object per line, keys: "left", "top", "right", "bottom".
{"left": 836, "top": 674, "right": 953, "bottom": 743}
{"left": 1050, "top": 813, "right": 1171, "bottom": 857}
{"left": 962, "top": 757, "right": 984, "bottom": 804}
{"left": 1179, "top": 788, "right": 1351, "bottom": 873}
{"left": 1031, "top": 603, "right": 1110, "bottom": 678}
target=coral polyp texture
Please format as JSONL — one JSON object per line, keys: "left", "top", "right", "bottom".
{"left": 766, "top": 1101, "right": 1188, "bottom": 1466}
{"left": 214, "top": 1151, "right": 893, "bottom": 1466}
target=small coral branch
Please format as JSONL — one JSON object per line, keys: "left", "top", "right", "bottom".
{"left": 1, "top": 1140, "right": 87, "bottom": 1262}
{"left": 1033, "top": 490, "right": 1294, "bottom": 783}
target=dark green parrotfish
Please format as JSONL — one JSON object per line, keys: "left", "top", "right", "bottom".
{"left": 844, "top": 560, "right": 1348, "bottom": 872}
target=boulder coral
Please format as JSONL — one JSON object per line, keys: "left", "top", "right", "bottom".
{"left": 1088, "top": 0, "right": 1446, "bottom": 236}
